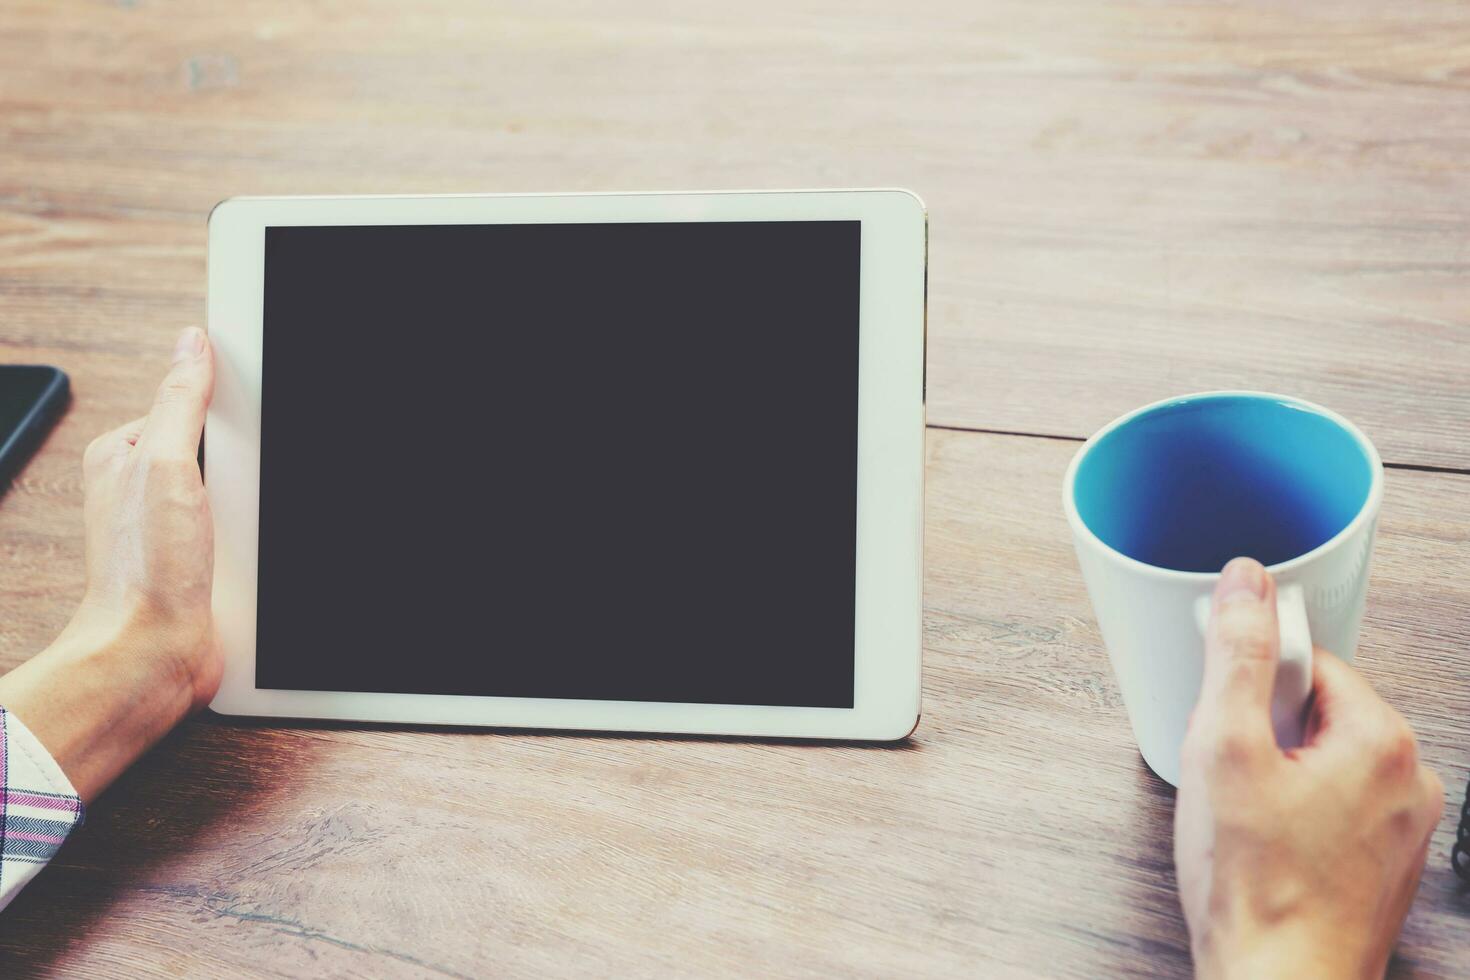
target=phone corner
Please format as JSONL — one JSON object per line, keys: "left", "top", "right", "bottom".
{"left": 46, "top": 366, "right": 71, "bottom": 402}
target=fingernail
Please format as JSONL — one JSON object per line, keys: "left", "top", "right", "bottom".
{"left": 1217, "top": 557, "right": 1268, "bottom": 601}
{"left": 173, "top": 327, "right": 204, "bottom": 363}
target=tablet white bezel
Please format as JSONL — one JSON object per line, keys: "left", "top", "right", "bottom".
{"left": 206, "top": 189, "right": 924, "bottom": 740}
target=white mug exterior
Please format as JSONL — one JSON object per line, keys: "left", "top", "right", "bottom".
{"left": 1064, "top": 392, "right": 1383, "bottom": 787}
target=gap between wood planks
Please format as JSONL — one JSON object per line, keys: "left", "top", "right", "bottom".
{"left": 923, "top": 423, "right": 1470, "bottom": 477}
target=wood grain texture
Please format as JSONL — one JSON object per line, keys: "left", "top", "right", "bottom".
{"left": 922, "top": 1, "right": 1470, "bottom": 467}
{"left": 2, "top": 1, "right": 1470, "bottom": 976}
{"left": 1, "top": 0, "right": 1467, "bottom": 464}
{"left": 0, "top": 431, "right": 1468, "bottom": 978}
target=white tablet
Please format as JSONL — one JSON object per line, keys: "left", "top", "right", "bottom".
{"left": 205, "top": 189, "right": 925, "bottom": 740}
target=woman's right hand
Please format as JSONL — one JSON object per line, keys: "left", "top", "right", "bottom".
{"left": 1174, "top": 557, "right": 1444, "bottom": 979}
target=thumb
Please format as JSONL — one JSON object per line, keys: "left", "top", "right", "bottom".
{"left": 139, "top": 327, "right": 214, "bottom": 458}
{"left": 1195, "top": 557, "right": 1280, "bottom": 746}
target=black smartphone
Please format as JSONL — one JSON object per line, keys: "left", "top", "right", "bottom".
{"left": 0, "top": 365, "right": 70, "bottom": 487}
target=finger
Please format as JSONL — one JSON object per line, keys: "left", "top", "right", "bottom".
{"left": 1300, "top": 648, "right": 1387, "bottom": 748}
{"left": 1418, "top": 765, "right": 1446, "bottom": 830}
{"left": 1196, "top": 557, "right": 1279, "bottom": 744}
{"left": 82, "top": 416, "right": 148, "bottom": 479}
{"left": 108, "top": 416, "right": 149, "bottom": 447}
{"left": 139, "top": 327, "right": 214, "bottom": 458}
{"left": 92, "top": 416, "right": 148, "bottom": 455}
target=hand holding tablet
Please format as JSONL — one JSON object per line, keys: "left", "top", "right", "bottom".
{"left": 205, "top": 189, "right": 927, "bottom": 740}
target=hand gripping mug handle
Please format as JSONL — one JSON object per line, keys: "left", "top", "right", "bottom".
{"left": 1193, "top": 583, "right": 1314, "bottom": 749}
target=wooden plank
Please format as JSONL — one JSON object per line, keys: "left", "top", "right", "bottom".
{"left": 2, "top": 1, "right": 1468, "bottom": 465}
{"left": 1, "top": 428, "right": 1466, "bottom": 977}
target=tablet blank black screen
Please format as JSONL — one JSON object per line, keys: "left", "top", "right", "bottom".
{"left": 256, "top": 221, "right": 859, "bottom": 708}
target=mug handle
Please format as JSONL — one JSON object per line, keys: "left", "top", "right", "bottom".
{"left": 1193, "top": 583, "right": 1314, "bottom": 749}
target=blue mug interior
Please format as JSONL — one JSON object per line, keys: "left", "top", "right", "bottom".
{"left": 1072, "top": 395, "right": 1374, "bottom": 573}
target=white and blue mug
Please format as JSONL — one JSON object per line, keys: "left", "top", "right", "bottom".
{"left": 1063, "top": 392, "right": 1384, "bottom": 786}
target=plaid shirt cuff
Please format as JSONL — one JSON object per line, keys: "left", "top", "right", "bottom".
{"left": 0, "top": 706, "right": 83, "bottom": 912}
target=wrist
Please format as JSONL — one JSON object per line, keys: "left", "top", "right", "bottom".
{"left": 0, "top": 603, "right": 203, "bottom": 802}
{"left": 72, "top": 592, "right": 218, "bottom": 713}
{"left": 61, "top": 603, "right": 199, "bottom": 723}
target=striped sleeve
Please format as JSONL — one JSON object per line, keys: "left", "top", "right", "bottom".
{"left": 0, "top": 706, "right": 83, "bottom": 912}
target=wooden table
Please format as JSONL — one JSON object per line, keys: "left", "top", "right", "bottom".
{"left": 2, "top": 1, "right": 1468, "bottom": 976}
